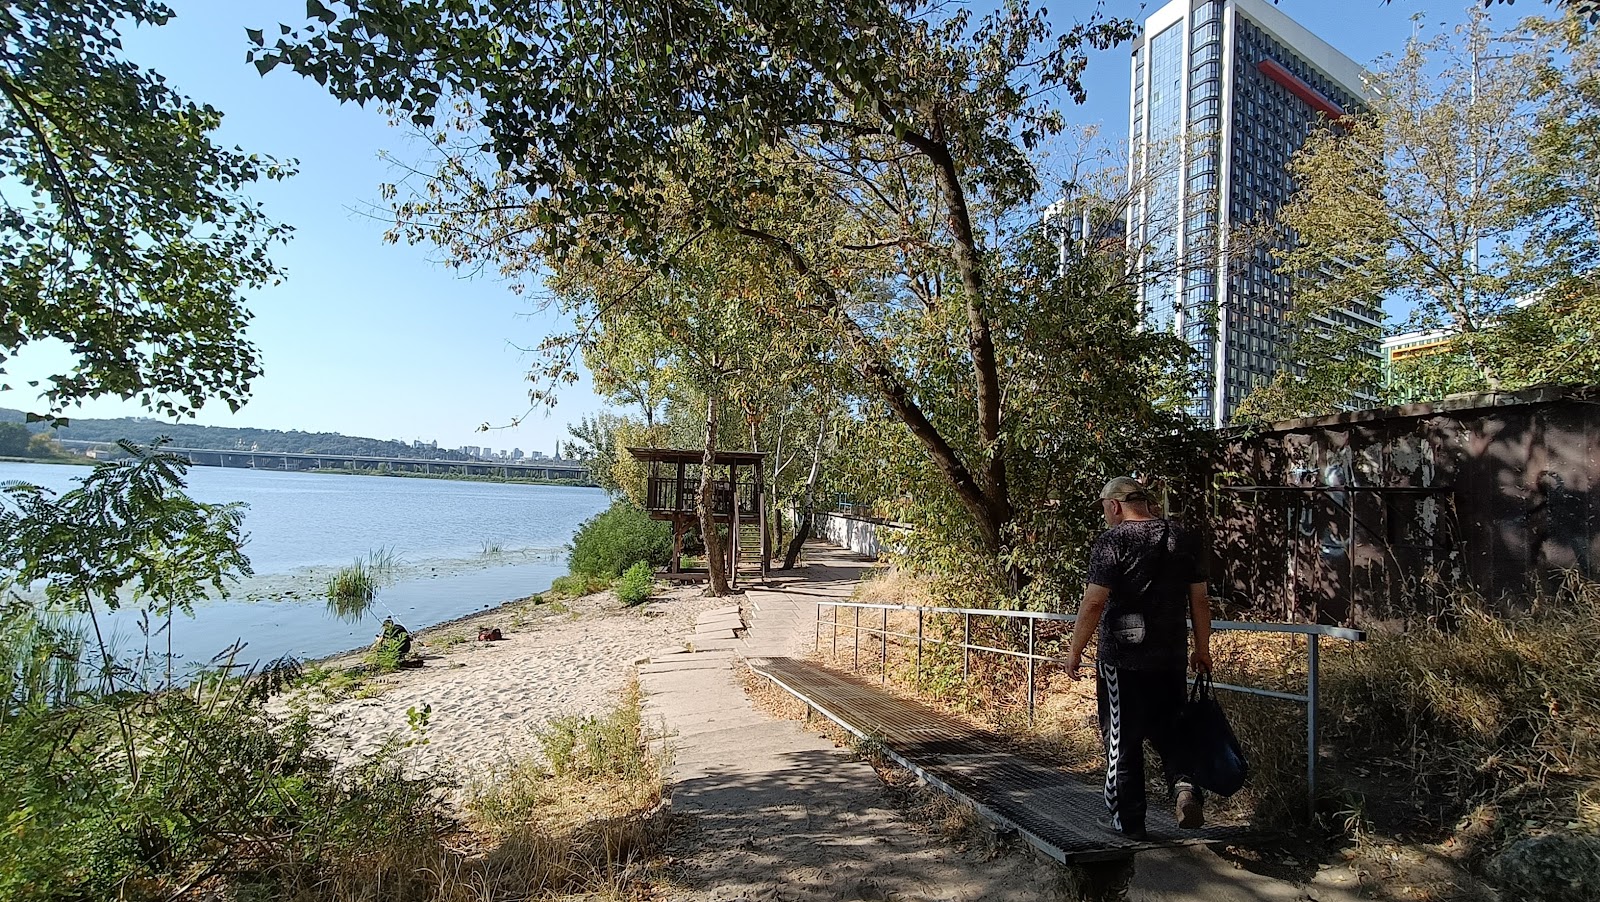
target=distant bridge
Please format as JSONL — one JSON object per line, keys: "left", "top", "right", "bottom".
{"left": 56, "top": 441, "right": 591, "bottom": 482}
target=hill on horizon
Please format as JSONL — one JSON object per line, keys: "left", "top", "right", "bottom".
{"left": 0, "top": 408, "right": 494, "bottom": 461}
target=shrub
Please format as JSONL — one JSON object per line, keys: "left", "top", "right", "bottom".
{"left": 615, "top": 561, "right": 655, "bottom": 606}
{"left": 567, "top": 500, "right": 671, "bottom": 578}
{"left": 0, "top": 675, "right": 456, "bottom": 901}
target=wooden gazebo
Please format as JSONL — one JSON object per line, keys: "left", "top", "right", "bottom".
{"left": 626, "top": 447, "right": 767, "bottom": 586}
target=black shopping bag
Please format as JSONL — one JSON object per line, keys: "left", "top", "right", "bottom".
{"left": 1177, "top": 672, "right": 1249, "bottom": 797}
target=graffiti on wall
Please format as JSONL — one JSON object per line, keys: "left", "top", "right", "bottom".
{"left": 1210, "top": 387, "right": 1599, "bottom": 627}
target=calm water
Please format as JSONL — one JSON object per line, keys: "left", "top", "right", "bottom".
{"left": 0, "top": 461, "right": 609, "bottom": 670}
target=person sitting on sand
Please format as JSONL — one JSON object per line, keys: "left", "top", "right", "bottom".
{"left": 375, "top": 617, "right": 412, "bottom": 659}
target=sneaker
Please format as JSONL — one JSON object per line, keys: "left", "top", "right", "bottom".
{"left": 1175, "top": 784, "right": 1204, "bottom": 829}
{"left": 1095, "top": 817, "right": 1148, "bottom": 842}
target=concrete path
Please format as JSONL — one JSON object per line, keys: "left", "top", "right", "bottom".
{"left": 638, "top": 546, "right": 1069, "bottom": 900}
{"left": 636, "top": 543, "right": 1367, "bottom": 902}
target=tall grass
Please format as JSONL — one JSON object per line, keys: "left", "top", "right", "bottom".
{"left": 324, "top": 548, "right": 401, "bottom": 622}
{"left": 365, "top": 545, "right": 400, "bottom": 577}
{"left": 325, "top": 559, "right": 378, "bottom": 622}
{"left": 1318, "top": 575, "right": 1600, "bottom": 854}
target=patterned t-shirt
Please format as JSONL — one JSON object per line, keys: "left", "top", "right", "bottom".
{"left": 1086, "top": 519, "right": 1207, "bottom": 671}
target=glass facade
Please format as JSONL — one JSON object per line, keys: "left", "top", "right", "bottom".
{"left": 1220, "top": 13, "right": 1375, "bottom": 417}
{"left": 1129, "top": 0, "right": 1377, "bottom": 425}
{"left": 1142, "top": 22, "right": 1184, "bottom": 334}
{"left": 1182, "top": 0, "right": 1223, "bottom": 423}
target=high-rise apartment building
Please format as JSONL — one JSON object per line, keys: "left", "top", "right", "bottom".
{"left": 1128, "top": 0, "right": 1379, "bottom": 425}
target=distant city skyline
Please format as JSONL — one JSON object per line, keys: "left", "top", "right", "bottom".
{"left": 0, "top": 1, "right": 1516, "bottom": 448}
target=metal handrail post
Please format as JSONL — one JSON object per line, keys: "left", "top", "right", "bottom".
{"left": 1026, "top": 617, "right": 1036, "bottom": 724}
{"left": 853, "top": 606, "right": 860, "bottom": 670}
{"left": 832, "top": 605, "right": 839, "bottom": 660}
{"left": 962, "top": 612, "right": 971, "bottom": 681}
{"left": 814, "top": 605, "right": 820, "bottom": 653}
{"left": 915, "top": 608, "right": 924, "bottom": 689}
{"left": 882, "top": 606, "right": 889, "bottom": 685}
{"left": 1307, "top": 633, "right": 1320, "bottom": 821}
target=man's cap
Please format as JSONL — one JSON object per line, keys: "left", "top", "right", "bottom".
{"left": 1097, "top": 476, "right": 1150, "bottom": 504}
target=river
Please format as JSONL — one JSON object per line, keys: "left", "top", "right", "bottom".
{"left": 0, "top": 461, "right": 610, "bottom": 672}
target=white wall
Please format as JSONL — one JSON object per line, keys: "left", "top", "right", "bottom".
{"left": 814, "top": 512, "right": 911, "bottom": 559}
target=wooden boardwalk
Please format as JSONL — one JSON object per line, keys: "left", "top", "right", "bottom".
{"left": 750, "top": 655, "right": 1246, "bottom": 863}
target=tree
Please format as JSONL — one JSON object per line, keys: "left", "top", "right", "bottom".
{"left": 1517, "top": 11, "right": 1600, "bottom": 296}
{"left": 0, "top": 423, "right": 29, "bottom": 457}
{"left": 1, "top": 1, "right": 294, "bottom": 418}
{"left": 552, "top": 225, "right": 820, "bottom": 595}
{"left": 0, "top": 441, "right": 250, "bottom": 691}
{"left": 563, "top": 412, "right": 626, "bottom": 495}
{"left": 1241, "top": 10, "right": 1579, "bottom": 421}
{"left": 252, "top": 0, "right": 1138, "bottom": 569}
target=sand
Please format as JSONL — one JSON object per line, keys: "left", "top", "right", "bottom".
{"left": 308, "top": 583, "right": 723, "bottom": 778}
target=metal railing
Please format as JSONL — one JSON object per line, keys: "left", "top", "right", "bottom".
{"left": 814, "top": 601, "right": 1365, "bottom": 818}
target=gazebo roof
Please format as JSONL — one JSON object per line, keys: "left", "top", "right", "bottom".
{"left": 626, "top": 447, "right": 764, "bottom": 466}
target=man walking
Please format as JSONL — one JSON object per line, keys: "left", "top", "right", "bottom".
{"left": 1065, "top": 476, "right": 1213, "bottom": 840}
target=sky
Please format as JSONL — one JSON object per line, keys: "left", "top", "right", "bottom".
{"left": 1, "top": 0, "right": 1528, "bottom": 452}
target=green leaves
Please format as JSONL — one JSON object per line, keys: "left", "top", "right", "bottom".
{"left": 0, "top": 440, "right": 252, "bottom": 617}
{"left": 1, "top": 0, "right": 294, "bottom": 417}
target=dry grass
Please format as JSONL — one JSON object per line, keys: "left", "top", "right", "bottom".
{"left": 852, "top": 565, "right": 937, "bottom": 608}
{"left": 452, "top": 680, "right": 669, "bottom": 900}
{"left": 1320, "top": 575, "right": 1600, "bottom": 860}
{"left": 827, "top": 568, "right": 1600, "bottom": 859}
{"left": 262, "top": 682, "right": 670, "bottom": 902}
{"left": 810, "top": 566, "right": 1600, "bottom": 902}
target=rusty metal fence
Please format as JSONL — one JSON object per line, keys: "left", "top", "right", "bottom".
{"left": 814, "top": 601, "right": 1365, "bottom": 817}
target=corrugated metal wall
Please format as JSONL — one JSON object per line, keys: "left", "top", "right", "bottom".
{"left": 1208, "top": 387, "right": 1600, "bottom": 626}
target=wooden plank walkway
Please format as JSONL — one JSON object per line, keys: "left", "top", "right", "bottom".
{"left": 750, "top": 656, "right": 1246, "bottom": 864}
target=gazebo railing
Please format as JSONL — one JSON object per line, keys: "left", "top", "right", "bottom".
{"left": 644, "top": 477, "right": 757, "bottom": 515}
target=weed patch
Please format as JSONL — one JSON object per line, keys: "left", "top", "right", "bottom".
{"left": 463, "top": 682, "right": 668, "bottom": 897}
{"left": 549, "top": 573, "right": 611, "bottom": 599}
{"left": 615, "top": 561, "right": 655, "bottom": 606}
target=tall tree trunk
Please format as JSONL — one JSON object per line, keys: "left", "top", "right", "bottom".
{"left": 783, "top": 412, "right": 827, "bottom": 569}
{"left": 735, "top": 225, "right": 1008, "bottom": 554}
{"left": 698, "top": 392, "right": 731, "bottom": 595}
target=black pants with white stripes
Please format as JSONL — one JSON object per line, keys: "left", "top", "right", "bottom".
{"left": 1096, "top": 663, "right": 1190, "bottom": 833}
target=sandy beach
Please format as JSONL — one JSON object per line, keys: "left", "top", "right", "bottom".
{"left": 308, "top": 582, "right": 723, "bottom": 777}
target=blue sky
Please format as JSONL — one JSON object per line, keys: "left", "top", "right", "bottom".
{"left": 1, "top": 0, "right": 1521, "bottom": 451}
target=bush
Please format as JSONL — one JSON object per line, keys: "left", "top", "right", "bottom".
{"left": 567, "top": 500, "right": 671, "bottom": 578}
{"left": 615, "top": 561, "right": 655, "bottom": 606}
{"left": 0, "top": 677, "right": 456, "bottom": 901}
